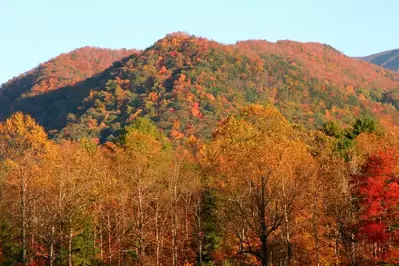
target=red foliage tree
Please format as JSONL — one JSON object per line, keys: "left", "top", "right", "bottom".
{"left": 355, "top": 149, "right": 399, "bottom": 262}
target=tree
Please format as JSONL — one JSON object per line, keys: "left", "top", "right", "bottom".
{"left": 346, "top": 117, "right": 376, "bottom": 140}
{"left": 116, "top": 118, "right": 168, "bottom": 264}
{"left": 203, "top": 105, "right": 315, "bottom": 265}
{"left": 37, "top": 140, "right": 102, "bottom": 265}
{"left": 322, "top": 121, "right": 342, "bottom": 138}
{"left": 0, "top": 112, "right": 48, "bottom": 266}
{"left": 354, "top": 149, "right": 399, "bottom": 264}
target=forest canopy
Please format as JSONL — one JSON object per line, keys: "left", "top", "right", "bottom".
{"left": 0, "top": 106, "right": 398, "bottom": 265}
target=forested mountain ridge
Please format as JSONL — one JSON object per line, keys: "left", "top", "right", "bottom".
{"left": 0, "top": 47, "right": 135, "bottom": 114}
{"left": 0, "top": 46, "right": 136, "bottom": 132}
{"left": 59, "top": 33, "right": 399, "bottom": 141}
{"left": 359, "top": 48, "right": 399, "bottom": 72}
{"left": 236, "top": 40, "right": 399, "bottom": 88}
{"left": 1, "top": 33, "right": 398, "bottom": 142}
{"left": 0, "top": 46, "right": 136, "bottom": 95}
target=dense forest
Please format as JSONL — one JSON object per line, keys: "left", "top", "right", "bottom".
{"left": 0, "top": 108, "right": 398, "bottom": 265}
{"left": 0, "top": 33, "right": 398, "bottom": 265}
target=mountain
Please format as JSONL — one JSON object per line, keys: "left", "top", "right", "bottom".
{"left": 1, "top": 46, "right": 136, "bottom": 96}
{"left": 0, "top": 46, "right": 136, "bottom": 130}
{"left": 237, "top": 41, "right": 398, "bottom": 88}
{"left": 359, "top": 49, "right": 399, "bottom": 72}
{"left": 1, "top": 33, "right": 398, "bottom": 141}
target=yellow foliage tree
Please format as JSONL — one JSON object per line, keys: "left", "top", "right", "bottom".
{"left": 0, "top": 112, "right": 48, "bottom": 266}
{"left": 203, "top": 105, "right": 315, "bottom": 266}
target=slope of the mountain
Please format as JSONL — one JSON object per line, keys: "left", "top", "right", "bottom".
{"left": 0, "top": 46, "right": 136, "bottom": 129}
{"left": 0, "top": 47, "right": 136, "bottom": 107}
{"left": 58, "top": 33, "right": 399, "bottom": 141}
{"left": 360, "top": 49, "right": 399, "bottom": 72}
{"left": 1, "top": 33, "right": 398, "bottom": 141}
{"left": 237, "top": 40, "right": 399, "bottom": 88}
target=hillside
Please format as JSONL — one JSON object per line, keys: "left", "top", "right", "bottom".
{"left": 1, "top": 33, "right": 398, "bottom": 141}
{"left": 237, "top": 40, "right": 399, "bottom": 88}
{"left": 0, "top": 46, "right": 136, "bottom": 117}
{"left": 1, "top": 47, "right": 136, "bottom": 95}
{"left": 360, "top": 48, "right": 399, "bottom": 72}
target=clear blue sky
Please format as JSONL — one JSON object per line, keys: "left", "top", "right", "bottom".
{"left": 1, "top": 0, "right": 398, "bottom": 84}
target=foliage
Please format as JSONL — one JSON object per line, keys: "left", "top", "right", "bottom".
{"left": 1, "top": 33, "right": 398, "bottom": 141}
{"left": 0, "top": 108, "right": 396, "bottom": 265}
{"left": 354, "top": 150, "right": 399, "bottom": 264}
{"left": 0, "top": 33, "right": 399, "bottom": 265}
{"left": 0, "top": 112, "right": 48, "bottom": 158}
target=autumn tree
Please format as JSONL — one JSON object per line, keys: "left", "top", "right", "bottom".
{"left": 354, "top": 149, "right": 399, "bottom": 264}
{"left": 0, "top": 112, "right": 48, "bottom": 266}
{"left": 36, "top": 140, "right": 105, "bottom": 265}
{"left": 315, "top": 144, "right": 358, "bottom": 265}
{"left": 203, "top": 105, "right": 315, "bottom": 266}
{"left": 111, "top": 117, "right": 203, "bottom": 265}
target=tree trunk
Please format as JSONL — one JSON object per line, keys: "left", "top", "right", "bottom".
{"left": 137, "top": 174, "right": 145, "bottom": 264}
{"left": 197, "top": 198, "right": 202, "bottom": 265}
{"left": 68, "top": 224, "right": 73, "bottom": 266}
{"left": 58, "top": 174, "right": 64, "bottom": 266}
{"left": 107, "top": 213, "right": 112, "bottom": 263}
{"left": 260, "top": 233, "right": 269, "bottom": 266}
{"left": 184, "top": 196, "right": 189, "bottom": 264}
{"left": 313, "top": 189, "right": 320, "bottom": 266}
{"left": 100, "top": 218, "right": 103, "bottom": 262}
{"left": 259, "top": 175, "right": 269, "bottom": 266}
{"left": 31, "top": 200, "right": 36, "bottom": 264}
{"left": 116, "top": 214, "right": 121, "bottom": 266}
{"left": 172, "top": 183, "right": 178, "bottom": 266}
{"left": 284, "top": 208, "right": 292, "bottom": 265}
{"left": 155, "top": 203, "right": 160, "bottom": 266}
{"left": 93, "top": 223, "right": 96, "bottom": 261}
{"left": 334, "top": 227, "right": 339, "bottom": 266}
{"left": 172, "top": 211, "right": 178, "bottom": 266}
{"left": 50, "top": 225, "right": 55, "bottom": 266}
{"left": 282, "top": 180, "right": 292, "bottom": 265}
{"left": 20, "top": 168, "right": 27, "bottom": 266}
{"left": 350, "top": 233, "right": 356, "bottom": 266}
{"left": 160, "top": 228, "right": 164, "bottom": 265}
